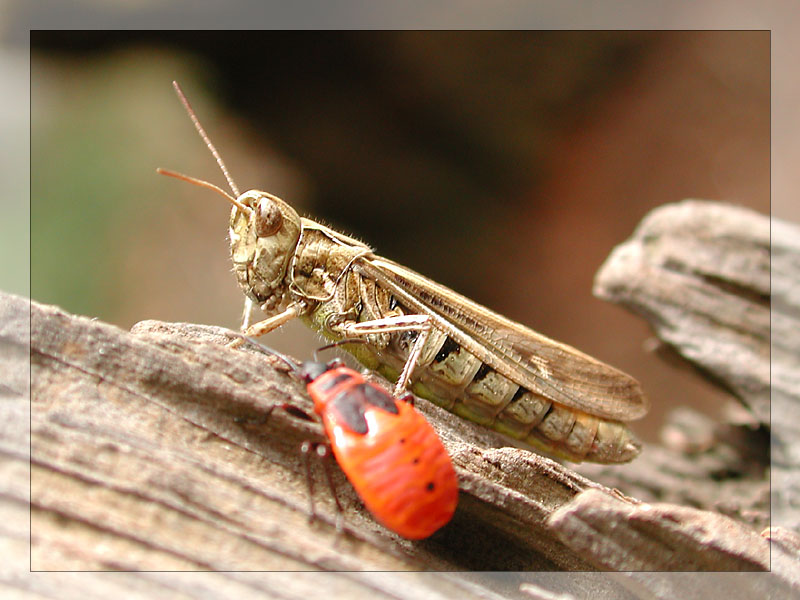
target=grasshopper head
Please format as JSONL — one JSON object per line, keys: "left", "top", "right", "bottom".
{"left": 159, "top": 82, "right": 305, "bottom": 317}
{"left": 229, "top": 190, "right": 302, "bottom": 314}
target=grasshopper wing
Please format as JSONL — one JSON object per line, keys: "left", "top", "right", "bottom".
{"left": 356, "top": 257, "right": 648, "bottom": 422}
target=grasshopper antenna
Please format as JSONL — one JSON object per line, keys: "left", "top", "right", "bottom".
{"left": 313, "top": 339, "right": 369, "bottom": 362}
{"left": 156, "top": 168, "right": 251, "bottom": 214}
{"left": 171, "top": 80, "right": 240, "bottom": 198}
{"left": 240, "top": 335, "right": 301, "bottom": 372}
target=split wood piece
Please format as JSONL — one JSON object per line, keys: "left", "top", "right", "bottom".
{"left": 594, "top": 200, "right": 800, "bottom": 534}
{"left": 549, "top": 488, "right": 768, "bottom": 571}
{"left": 594, "top": 200, "right": 775, "bottom": 425}
{"left": 14, "top": 286, "right": 791, "bottom": 579}
{"left": 23, "top": 290, "right": 608, "bottom": 573}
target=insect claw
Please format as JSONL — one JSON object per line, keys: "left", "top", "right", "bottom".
{"left": 318, "top": 444, "right": 344, "bottom": 515}
{"left": 299, "top": 440, "right": 347, "bottom": 533}
{"left": 300, "top": 440, "right": 319, "bottom": 523}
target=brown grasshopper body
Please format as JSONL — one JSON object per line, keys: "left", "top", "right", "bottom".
{"left": 229, "top": 198, "right": 645, "bottom": 463}
{"left": 164, "top": 82, "right": 648, "bottom": 464}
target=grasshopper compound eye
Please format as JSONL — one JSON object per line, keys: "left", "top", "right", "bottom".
{"left": 255, "top": 195, "right": 284, "bottom": 237}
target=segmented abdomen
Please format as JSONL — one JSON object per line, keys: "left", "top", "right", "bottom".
{"left": 372, "top": 330, "right": 640, "bottom": 464}
{"left": 304, "top": 272, "right": 641, "bottom": 464}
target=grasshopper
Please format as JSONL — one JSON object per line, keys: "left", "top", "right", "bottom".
{"left": 159, "top": 82, "right": 648, "bottom": 464}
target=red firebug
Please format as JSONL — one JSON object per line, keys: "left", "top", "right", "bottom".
{"left": 247, "top": 338, "right": 459, "bottom": 539}
{"left": 303, "top": 362, "right": 458, "bottom": 539}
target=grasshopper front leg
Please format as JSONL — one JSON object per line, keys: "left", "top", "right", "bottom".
{"left": 243, "top": 303, "right": 305, "bottom": 337}
{"left": 240, "top": 296, "right": 258, "bottom": 330}
{"left": 336, "top": 314, "right": 432, "bottom": 397}
{"left": 227, "top": 301, "right": 306, "bottom": 349}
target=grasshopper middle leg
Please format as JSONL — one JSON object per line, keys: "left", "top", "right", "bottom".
{"left": 337, "top": 314, "right": 432, "bottom": 397}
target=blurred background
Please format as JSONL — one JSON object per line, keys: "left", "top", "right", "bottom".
{"left": 29, "top": 31, "right": 768, "bottom": 442}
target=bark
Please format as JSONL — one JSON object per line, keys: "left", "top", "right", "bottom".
{"left": 5, "top": 200, "right": 798, "bottom": 598}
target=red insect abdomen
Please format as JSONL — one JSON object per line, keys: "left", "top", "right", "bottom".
{"left": 329, "top": 402, "right": 458, "bottom": 539}
{"left": 308, "top": 369, "right": 458, "bottom": 539}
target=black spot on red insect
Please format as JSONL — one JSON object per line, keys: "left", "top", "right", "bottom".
{"left": 329, "top": 391, "right": 369, "bottom": 434}
{"left": 426, "top": 482, "right": 435, "bottom": 492}
{"left": 313, "top": 372, "right": 353, "bottom": 392}
{"left": 361, "top": 383, "right": 399, "bottom": 414}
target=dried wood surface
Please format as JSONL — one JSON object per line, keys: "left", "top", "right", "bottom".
{"left": 594, "top": 200, "right": 798, "bottom": 532}
{"left": 5, "top": 201, "right": 800, "bottom": 598}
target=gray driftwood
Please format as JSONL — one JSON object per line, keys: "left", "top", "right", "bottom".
{"left": 6, "top": 201, "right": 799, "bottom": 598}
{"left": 594, "top": 200, "right": 774, "bottom": 424}
{"left": 594, "top": 200, "right": 798, "bottom": 533}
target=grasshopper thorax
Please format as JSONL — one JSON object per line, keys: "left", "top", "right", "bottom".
{"left": 229, "top": 190, "right": 302, "bottom": 314}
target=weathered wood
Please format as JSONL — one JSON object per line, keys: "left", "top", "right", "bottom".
{"left": 0, "top": 277, "right": 766, "bottom": 570}
{"left": 594, "top": 200, "right": 800, "bottom": 535}
{"left": 7, "top": 200, "right": 800, "bottom": 597}
{"left": 549, "top": 488, "right": 768, "bottom": 571}
{"left": 21, "top": 291, "right": 609, "bottom": 573}
{"left": 586, "top": 200, "right": 800, "bottom": 596}
{"left": 578, "top": 406, "right": 770, "bottom": 532}
{"left": 594, "top": 200, "right": 773, "bottom": 425}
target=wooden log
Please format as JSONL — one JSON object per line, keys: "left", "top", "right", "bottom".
{"left": 23, "top": 290, "right": 628, "bottom": 572}
{"left": 7, "top": 200, "right": 799, "bottom": 597}
{"left": 594, "top": 200, "right": 799, "bottom": 533}
{"left": 594, "top": 200, "right": 773, "bottom": 425}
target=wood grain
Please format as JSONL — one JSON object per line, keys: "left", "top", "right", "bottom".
{"left": 6, "top": 200, "right": 799, "bottom": 597}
